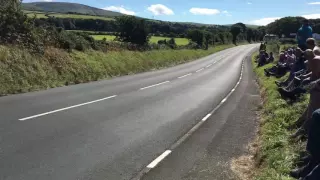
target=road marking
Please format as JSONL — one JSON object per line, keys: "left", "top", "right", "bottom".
{"left": 221, "top": 98, "right": 227, "bottom": 103}
{"left": 19, "top": 95, "right": 117, "bottom": 121}
{"left": 231, "top": 88, "right": 235, "bottom": 92}
{"left": 202, "top": 113, "right": 212, "bottom": 122}
{"left": 206, "top": 64, "right": 212, "bottom": 68}
{"left": 178, "top": 73, "right": 192, "bottom": 79}
{"left": 147, "top": 150, "right": 172, "bottom": 169}
{"left": 196, "top": 68, "right": 204, "bottom": 73}
{"left": 140, "top": 81, "right": 170, "bottom": 90}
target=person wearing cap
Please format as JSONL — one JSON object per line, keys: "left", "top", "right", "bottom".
{"left": 297, "top": 19, "right": 313, "bottom": 51}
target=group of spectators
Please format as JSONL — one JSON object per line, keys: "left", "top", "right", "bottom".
{"left": 258, "top": 19, "right": 320, "bottom": 180}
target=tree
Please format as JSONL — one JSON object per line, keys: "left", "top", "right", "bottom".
{"left": 230, "top": 25, "right": 241, "bottom": 44}
{"left": 314, "top": 23, "right": 320, "bottom": 33}
{"left": 187, "top": 29, "right": 205, "bottom": 47}
{"left": 246, "top": 28, "right": 254, "bottom": 43}
{"left": 115, "top": 16, "right": 149, "bottom": 45}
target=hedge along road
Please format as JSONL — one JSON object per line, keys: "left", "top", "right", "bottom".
{"left": 0, "top": 44, "right": 258, "bottom": 180}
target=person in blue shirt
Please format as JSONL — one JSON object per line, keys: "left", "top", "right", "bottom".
{"left": 297, "top": 19, "right": 313, "bottom": 51}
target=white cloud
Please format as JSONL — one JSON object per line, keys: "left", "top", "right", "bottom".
{"left": 147, "top": 4, "right": 174, "bottom": 15}
{"left": 308, "top": 2, "right": 320, "bottom": 4}
{"left": 302, "top": 14, "right": 320, "bottom": 19}
{"left": 247, "top": 2, "right": 252, "bottom": 4}
{"left": 250, "top": 17, "right": 281, "bottom": 25}
{"left": 189, "top": 8, "right": 220, "bottom": 15}
{"left": 103, "top": 6, "right": 135, "bottom": 15}
{"left": 222, "top": 10, "right": 232, "bottom": 17}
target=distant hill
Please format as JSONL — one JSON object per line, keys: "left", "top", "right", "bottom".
{"left": 22, "top": 2, "right": 123, "bottom": 17}
{"left": 224, "top": 24, "right": 260, "bottom": 28}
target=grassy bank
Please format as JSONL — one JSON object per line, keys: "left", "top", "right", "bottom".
{"left": 252, "top": 47, "right": 308, "bottom": 179}
{"left": 0, "top": 44, "right": 235, "bottom": 95}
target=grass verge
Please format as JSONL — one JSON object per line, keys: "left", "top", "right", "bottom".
{"left": 252, "top": 48, "right": 308, "bottom": 179}
{"left": 0, "top": 44, "right": 236, "bottom": 95}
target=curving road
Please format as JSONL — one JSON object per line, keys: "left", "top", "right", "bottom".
{"left": 0, "top": 44, "right": 258, "bottom": 180}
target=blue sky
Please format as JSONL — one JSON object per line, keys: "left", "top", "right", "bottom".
{"left": 24, "top": 0, "right": 320, "bottom": 25}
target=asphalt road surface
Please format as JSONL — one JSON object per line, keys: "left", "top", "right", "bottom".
{"left": 0, "top": 44, "right": 258, "bottom": 180}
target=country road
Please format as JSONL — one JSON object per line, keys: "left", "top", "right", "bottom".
{"left": 0, "top": 44, "right": 258, "bottom": 180}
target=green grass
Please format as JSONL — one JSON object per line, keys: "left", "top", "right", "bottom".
{"left": 49, "top": 13, "right": 114, "bottom": 20}
{"left": 90, "top": 35, "right": 189, "bottom": 45}
{"left": 91, "top": 35, "right": 116, "bottom": 41}
{"left": 0, "top": 44, "right": 236, "bottom": 95}
{"left": 24, "top": 11, "right": 114, "bottom": 20}
{"left": 149, "top": 36, "right": 189, "bottom": 45}
{"left": 253, "top": 45, "right": 308, "bottom": 180}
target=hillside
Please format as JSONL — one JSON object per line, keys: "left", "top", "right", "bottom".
{"left": 22, "top": 2, "right": 123, "bottom": 17}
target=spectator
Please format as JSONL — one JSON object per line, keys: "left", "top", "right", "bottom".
{"left": 306, "top": 38, "right": 320, "bottom": 56}
{"left": 293, "top": 50, "right": 320, "bottom": 136}
{"left": 268, "top": 52, "right": 274, "bottom": 63}
{"left": 291, "top": 109, "right": 320, "bottom": 179}
{"left": 258, "top": 50, "right": 267, "bottom": 67}
{"left": 297, "top": 19, "right": 313, "bottom": 51}
{"left": 276, "top": 48, "right": 305, "bottom": 87}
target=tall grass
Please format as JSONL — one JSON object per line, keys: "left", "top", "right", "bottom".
{"left": 0, "top": 44, "right": 235, "bottom": 95}
{"left": 252, "top": 45, "right": 308, "bottom": 179}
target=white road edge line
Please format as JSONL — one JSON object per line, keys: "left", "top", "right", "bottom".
{"left": 178, "top": 73, "right": 192, "bottom": 79}
{"left": 196, "top": 68, "right": 204, "bottom": 73}
{"left": 140, "top": 81, "right": 170, "bottom": 90}
{"left": 19, "top": 95, "right": 117, "bottom": 121}
{"left": 202, "top": 113, "right": 212, "bottom": 122}
{"left": 147, "top": 150, "right": 172, "bottom": 169}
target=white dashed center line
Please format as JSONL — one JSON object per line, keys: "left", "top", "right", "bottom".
{"left": 196, "top": 68, "right": 204, "bottom": 73}
{"left": 140, "top": 81, "right": 170, "bottom": 90}
{"left": 206, "top": 64, "right": 212, "bottom": 68}
{"left": 178, "top": 73, "right": 192, "bottom": 79}
{"left": 19, "top": 95, "right": 118, "bottom": 121}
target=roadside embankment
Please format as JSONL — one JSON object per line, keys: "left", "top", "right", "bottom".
{"left": 252, "top": 44, "right": 308, "bottom": 180}
{"left": 0, "top": 44, "right": 235, "bottom": 95}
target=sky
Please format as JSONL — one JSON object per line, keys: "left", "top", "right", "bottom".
{"left": 24, "top": 0, "right": 320, "bottom": 25}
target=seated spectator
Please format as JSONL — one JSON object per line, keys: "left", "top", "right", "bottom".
{"left": 258, "top": 50, "right": 267, "bottom": 67}
{"left": 268, "top": 52, "right": 274, "bottom": 63}
{"left": 291, "top": 50, "right": 320, "bottom": 136}
{"left": 291, "top": 109, "right": 320, "bottom": 179}
{"left": 264, "top": 52, "right": 289, "bottom": 77}
{"left": 276, "top": 48, "right": 306, "bottom": 87}
{"left": 306, "top": 38, "right": 320, "bottom": 56}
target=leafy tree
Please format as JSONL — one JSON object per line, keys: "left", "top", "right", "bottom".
{"left": 187, "top": 29, "right": 205, "bottom": 47}
{"left": 314, "top": 23, "right": 320, "bottom": 33}
{"left": 246, "top": 28, "right": 253, "bottom": 42}
{"left": 115, "top": 16, "right": 149, "bottom": 45}
{"left": 230, "top": 25, "right": 241, "bottom": 44}
{"left": 266, "top": 17, "right": 305, "bottom": 37}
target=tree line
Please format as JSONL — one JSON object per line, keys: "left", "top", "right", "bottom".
{"left": 266, "top": 16, "right": 320, "bottom": 37}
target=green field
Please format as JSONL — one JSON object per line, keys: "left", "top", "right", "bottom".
{"left": 24, "top": 11, "right": 114, "bottom": 21}
{"left": 91, "top": 35, "right": 189, "bottom": 45}
{"left": 92, "top": 35, "right": 116, "bottom": 41}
